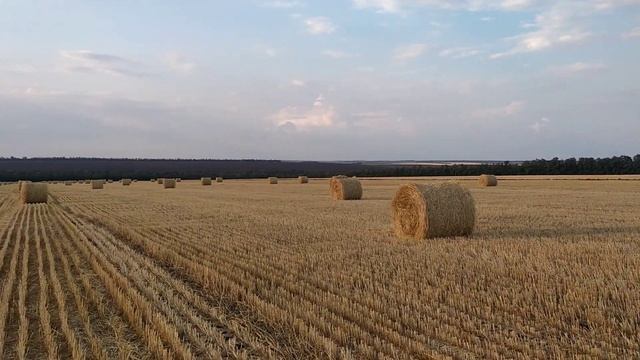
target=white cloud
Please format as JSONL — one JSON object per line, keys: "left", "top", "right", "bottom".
{"left": 59, "top": 50, "right": 146, "bottom": 77}
{"left": 472, "top": 101, "right": 525, "bottom": 119}
{"left": 393, "top": 43, "right": 428, "bottom": 62}
{"left": 304, "top": 17, "right": 336, "bottom": 35}
{"left": 165, "top": 53, "right": 196, "bottom": 74}
{"left": 353, "top": 0, "right": 401, "bottom": 13}
{"left": 262, "top": 0, "right": 303, "bottom": 8}
{"left": 530, "top": 117, "right": 550, "bottom": 133}
{"left": 438, "top": 46, "right": 482, "bottom": 59}
{"left": 322, "top": 49, "right": 354, "bottom": 59}
{"left": 549, "top": 62, "right": 606, "bottom": 76}
{"left": 622, "top": 26, "right": 640, "bottom": 38}
{"left": 269, "top": 95, "right": 339, "bottom": 130}
{"left": 290, "top": 79, "right": 306, "bottom": 87}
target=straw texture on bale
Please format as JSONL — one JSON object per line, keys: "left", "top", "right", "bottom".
{"left": 298, "top": 176, "right": 309, "bottom": 184}
{"left": 164, "top": 179, "right": 176, "bottom": 188}
{"left": 122, "top": 179, "right": 132, "bottom": 186}
{"left": 391, "top": 182, "right": 476, "bottom": 239}
{"left": 479, "top": 174, "right": 498, "bottom": 187}
{"left": 20, "top": 183, "right": 48, "bottom": 204}
{"left": 18, "top": 181, "right": 31, "bottom": 192}
{"left": 201, "top": 177, "right": 212, "bottom": 185}
{"left": 269, "top": 177, "right": 278, "bottom": 184}
{"left": 216, "top": 177, "right": 223, "bottom": 183}
{"left": 91, "top": 180, "right": 105, "bottom": 189}
{"left": 330, "top": 177, "right": 362, "bottom": 200}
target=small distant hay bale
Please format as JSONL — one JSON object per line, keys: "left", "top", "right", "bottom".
{"left": 164, "top": 179, "right": 176, "bottom": 188}
{"left": 91, "top": 180, "right": 105, "bottom": 189}
{"left": 268, "top": 177, "right": 278, "bottom": 184}
{"left": 478, "top": 174, "right": 498, "bottom": 187}
{"left": 216, "top": 177, "right": 223, "bottom": 183}
{"left": 298, "top": 176, "right": 309, "bottom": 184}
{"left": 157, "top": 178, "right": 164, "bottom": 184}
{"left": 201, "top": 177, "right": 212, "bottom": 185}
{"left": 122, "top": 179, "right": 132, "bottom": 186}
{"left": 20, "top": 183, "right": 48, "bottom": 204}
{"left": 391, "top": 182, "right": 476, "bottom": 239}
{"left": 84, "top": 180, "right": 90, "bottom": 184}
{"left": 150, "top": 179, "right": 156, "bottom": 182}
{"left": 107, "top": 179, "right": 113, "bottom": 183}
{"left": 176, "top": 178, "right": 182, "bottom": 182}
{"left": 64, "top": 181, "right": 73, "bottom": 186}
{"left": 330, "top": 177, "right": 362, "bottom": 200}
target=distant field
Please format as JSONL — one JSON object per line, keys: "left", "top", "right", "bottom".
{"left": 0, "top": 176, "right": 639, "bottom": 359}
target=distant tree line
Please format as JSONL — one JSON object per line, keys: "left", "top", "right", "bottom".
{"left": 0, "top": 155, "right": 638, "bottom": 182}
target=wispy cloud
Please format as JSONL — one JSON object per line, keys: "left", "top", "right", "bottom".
{"left": 530, "top": 117, "right": 550, "bottom": 133}
{"left": 262, "top": 0, "right": 303, "bottom": 8}
{"left": 472, "top": 101, "right": 525, "bottom": 119}
{"left": 269, "top": 95, "right": 339, "bottom": 130}
{"left": 304, "top": 17, "right": 336, "bottom": 35}
{"left": 165, "top": 53, "right": 196, "bottom": 74}
{"left": 290, "top": 79, "right": 306, "bottom": 87}
{"left": 60, "top": 50, "right": 146, "bottom": 77}
{"left": 322, "top": 49, "right": 355, "bottom": 59}
{"left": 438, "top": 46, "right": 482, "bottom": 59}
{"left": 352, "top": 0, "right": 400, "bottom": 13}
{"left": 393, "top": 43, "right": 428, "bottom": 62}
{"left": 549, "top": 62, "right": 606, "bottom": 76}
{"left": 622, "top": 26, "right": 640, "bottom": 38}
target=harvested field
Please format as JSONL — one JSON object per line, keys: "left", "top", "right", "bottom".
{"left": 0, "top": 176, "right": 639, "bottom": 359}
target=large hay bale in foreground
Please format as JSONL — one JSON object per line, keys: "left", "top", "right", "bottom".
{"left": 298, "top": 176, "right": 309, "bottom": 184}
{"left": 392, "top": 182, "right": 476, "bottom": 239}
{"left": 330, "top": 177, "right": 362, "bottom": 200}
{"left": 122, "top": 179, "right": 132, "bottom": 186}
{"left": 268, "top": 177, "right": 278, "bottom": 184}
{"left": 91, "top": 180, "right": 105, "bottom": 189}
{"left": 164, "top": 179, "right": 176, "bottom": 188}
{"left": 201, "top": 177, "right": 212, "bottom": 185}
{"left": 216, "top": 177, "right": 223, "bottom": 183}
{"left": 478, "top": 174, "right": 498, "bottom": 187}
{"left": 20, "top": 183, "right": 48, "bottom": 204}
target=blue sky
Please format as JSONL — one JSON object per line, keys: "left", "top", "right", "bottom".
{"left": 0, "top": 0, "right": 639, "bottom": 160}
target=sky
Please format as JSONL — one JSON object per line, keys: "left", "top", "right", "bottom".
{"left": 0, "top": 0, "right": 639, "bottom": 161}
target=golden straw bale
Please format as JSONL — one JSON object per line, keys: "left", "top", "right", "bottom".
{"left": 122, "top": 179, "right": 132, "bottom": 186}
{"left": 330, "top": 177, "right": 362, "bottom": 200}
{"left": 201, "top": 177, "right": 212, "bottom": 185}
{"left": 91, "top": 180, "right": 105, "bottom": 189}
{"left": 478, "top": 174, "right": 498, "bottom": 187}
{"left": 391, "top": 182, "right": 476, "bottom": 239}
{"left": 216, "top": 177, "right": 223, "bottom": 183}
{"left": 298, "top": 176, "right": 309, "bottom": 184}
{"left": 164, "top": 178, "right": 176, "bottom": 188}
{"left": 20, "top": 183, "right": 48, "bottom": 204}
{"left": 268, "top": 177, "right": 278, "bottom": 184}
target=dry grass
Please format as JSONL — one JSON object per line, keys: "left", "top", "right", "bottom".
{"left": 0, "top": 176, "right": 639, "bottom": 359}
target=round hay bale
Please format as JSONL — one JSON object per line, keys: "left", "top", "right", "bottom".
{"left": 64, "top": 181, "right": 73, "bottom": 186}
{"left": 157, "top": 178, "right": 164, "bottom": 184}
{"left": 478, "top": 174, "right": 498, "bottom": 187}
{"left": 330, "top": 177, "right": 362, "bottom": 200}
{"left": 216, "top": 177, "right": 223, "bottom": 183}
{"left": 150, "top": 179, "right": 156, "bottom": 182}
{"left": 122, "top": 179, "right": 132, "bottom": 186}
{"left": 91, "top": 180, "right": 105, "bottom": 189}
{"left": 298, "top": 176, "right": 309, "bottom": 184}
{"left": 176, "top": 178, "right": 182, "bottom": 182}
{"left": 391, "top": 182, "right": 476, "bottom": 239}
{"left": 201, "top": 177, "right": 212, "bottom": 185}
{"left": 164, "top": 179, "right": 176, "bottom": 188}
{"left": 18, "top": 181, "right": 31, "bottom": 192}
{"left": 21, "top": 183, "right": 48, "bottom": 204}
{"left": 268, "top": 177, "right": 278, "bottom": 184}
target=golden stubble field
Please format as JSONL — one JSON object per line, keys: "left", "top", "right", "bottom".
{"left": 0, "top": 176, "right": 639, "bottom": 359}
